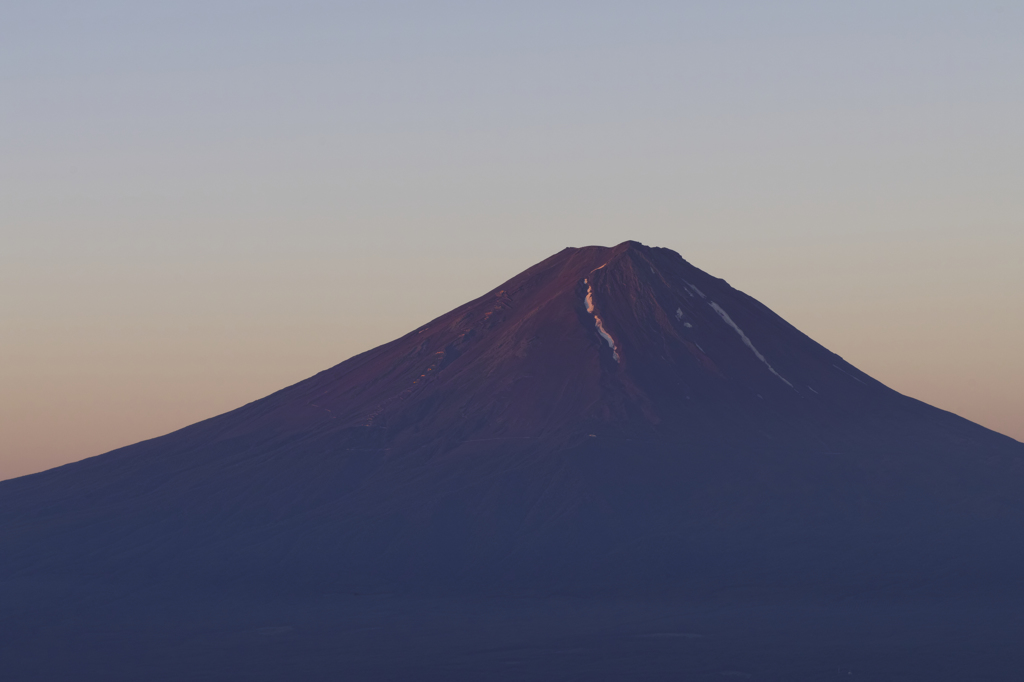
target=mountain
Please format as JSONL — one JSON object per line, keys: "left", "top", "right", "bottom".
{"left": 2, "top": 241, "right": 1023, "bottom": 681}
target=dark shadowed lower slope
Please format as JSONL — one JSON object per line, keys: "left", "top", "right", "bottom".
{"left": 2, "top": 241, "right": 1023, "bottom": 680}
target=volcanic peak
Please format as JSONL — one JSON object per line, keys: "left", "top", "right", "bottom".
{"left": 213, "top": 240, "right": 891, "bottom": 455}
{"left": 3, "top": 246, "right": 1024, "bottom": 682}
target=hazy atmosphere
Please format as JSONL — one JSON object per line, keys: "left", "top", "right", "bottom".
{"left": 3, "top": 1, "right": 1022, "bottom": 480}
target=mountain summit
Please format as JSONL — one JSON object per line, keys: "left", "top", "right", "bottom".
{"left": 3, "top": 241, "right": 1023, "bottom": 680}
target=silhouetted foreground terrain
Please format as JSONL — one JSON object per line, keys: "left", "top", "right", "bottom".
{"left": 2, "top": 242, "right": 1022, "bottom": 680}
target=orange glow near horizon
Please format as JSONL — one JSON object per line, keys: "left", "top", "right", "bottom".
{"left": 2, "top": 236, "right": 1021, "bottom": 481}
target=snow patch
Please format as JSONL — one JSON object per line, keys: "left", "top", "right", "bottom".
{"left": 675, "top": 307, "right": 695, "bottom": 328}
{"left": 584, "top": 283, "right": 620, "bottom": 363}
{"left": 708, "top": 301, "right": 793, "bottom": 387}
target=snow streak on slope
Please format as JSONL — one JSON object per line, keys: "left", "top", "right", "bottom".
{"left": 584, "top": 280, "right": 620, "bottom": 363}
{"left": 684, "top": 282, "right": 707, "bottom": 300}
{"left": 833, "top": 363, "right": 867, "bottom": 385}
{"left": 708, "top": 301, "right": 793, "bottom": 387}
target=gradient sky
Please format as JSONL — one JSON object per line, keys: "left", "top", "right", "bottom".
{"left": 3, "top": 1, "right": 1023, "bottom": 480}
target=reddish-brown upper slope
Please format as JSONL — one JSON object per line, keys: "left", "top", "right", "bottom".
{"left": 179, "top": 240, "right": 993, "bottom": 457}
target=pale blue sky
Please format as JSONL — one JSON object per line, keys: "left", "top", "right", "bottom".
{"left": 3, "top": 2, "right": 1023, "bottom": 477}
